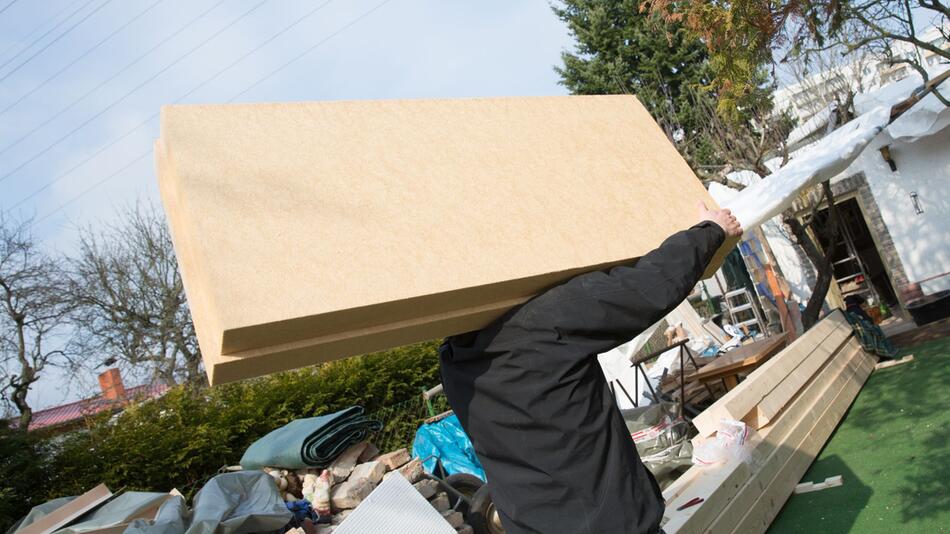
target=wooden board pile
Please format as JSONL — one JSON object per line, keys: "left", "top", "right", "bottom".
{"left": 661, "top": 310, "right": 874, "bottom": 533}
{"left": 263, "top": 441, "right": 471, "bottom": 534}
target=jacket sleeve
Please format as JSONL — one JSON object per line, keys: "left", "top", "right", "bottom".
{"left": 532, "top": 221, "right": 726, "bottom": 354}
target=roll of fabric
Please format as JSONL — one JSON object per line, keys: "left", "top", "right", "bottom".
{"left": 240, "top": 406, "right": 382, "bottom": 470}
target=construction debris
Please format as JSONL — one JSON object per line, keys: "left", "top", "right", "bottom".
{"left": 794, "top": 475, "right": 844, "bottom": 494}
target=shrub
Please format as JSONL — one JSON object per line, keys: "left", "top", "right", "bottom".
{"left": 45, "top": 341, "right": 443, "bottom": 500}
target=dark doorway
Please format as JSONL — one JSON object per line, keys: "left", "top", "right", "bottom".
{"left": 814, "top": 198, "right": 899, "bottom": 309}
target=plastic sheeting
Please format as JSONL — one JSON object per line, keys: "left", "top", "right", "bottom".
{"left": 6, "top": 497, "right": 76, "bottom": 534}
{"left": 411, "top": 413, "right": 486, "bottom": 481}
{"left": 240, "top": 406, "right": 382, "bottom": 470}
{"left": 719, "top": 73, "right": 949, "bottom": 231}
{"left": 54, "top": 492, "right": 172, "bottom": 534}
{"left": 184, "top": 472, "right": 291, "bottom": 534}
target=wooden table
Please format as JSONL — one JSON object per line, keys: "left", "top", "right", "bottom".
{"left": 691, "top": 335, "right": 788, "bottom": 390}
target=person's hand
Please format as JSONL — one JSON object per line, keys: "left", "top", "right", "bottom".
{"left": 698, "top": 201, "right": 742, "bottom": 238}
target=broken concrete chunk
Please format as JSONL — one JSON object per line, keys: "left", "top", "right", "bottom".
{"left": 456, "top": 525, "right": 473, "bottom": 534}
{"left": 349, "top": 460, "right": 386, "bottom": 485}
{"left": 430, "top": 492, "right": 450, "bottom": 513}
{"left": 376, "top": 448, "right": 411, "bottom": 470}
{"left": 316, "top": 525, "right": 335, "bottom": 534}
{"left": 330, "top": 478, "right": 374, "bottom": 511}
{"left": 413, "top": 479, "right": 439, "bottom": 499}
{"left": 397, "top": 458, "right": 424, "bottom": 484}
{"left": 329, "top": 442, "right": 369, "bottom": 481}
{"left": 442, "top": 510, "right": 464, "bottom": 528}
{"left": 358, "top": 442, "right": 380, "bottom": 462}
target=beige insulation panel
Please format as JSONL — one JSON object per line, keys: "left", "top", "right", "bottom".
{"left": 155, "top": 95, "right": 735, "bottom": 385}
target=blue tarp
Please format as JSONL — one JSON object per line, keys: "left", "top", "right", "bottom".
{"left": 412, "top": 414, "right": 486, "bottom": 481}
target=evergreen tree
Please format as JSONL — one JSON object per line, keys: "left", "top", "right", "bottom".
{"left": 552, "top": 0, "right": 718, "bottom": 167}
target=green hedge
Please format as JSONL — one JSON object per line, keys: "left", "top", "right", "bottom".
{"left": 15, "top": 340, "right": 443, "bottom": 521}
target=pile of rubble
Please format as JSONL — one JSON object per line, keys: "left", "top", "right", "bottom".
{"left": 264, "top": 441, "right": 473, "bottom": 533}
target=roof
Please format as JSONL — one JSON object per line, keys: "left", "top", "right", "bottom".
{"left": 23, "top": 382, "right": 170, "bottom": 432}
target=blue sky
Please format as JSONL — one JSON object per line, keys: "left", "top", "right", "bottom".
{"left": 0, "top": 0, "right": 574, "bottom": 408}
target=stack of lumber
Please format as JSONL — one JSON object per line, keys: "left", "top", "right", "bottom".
{"left": 661, "top": 310, "right": 874, "bottom": 533}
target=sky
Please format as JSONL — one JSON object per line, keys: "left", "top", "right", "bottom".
{"left": 0, "top": 0, "right": 576, "bottom": 409}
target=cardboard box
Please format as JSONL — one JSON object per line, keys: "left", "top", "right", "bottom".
{"left": 156, "top": 95, "right": 733, "bottom": 384}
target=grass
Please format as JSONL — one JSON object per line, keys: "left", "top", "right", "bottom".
{"left": 768, "top": 337, "right": 950, "bottom": 533}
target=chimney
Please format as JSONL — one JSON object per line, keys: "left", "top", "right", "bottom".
{"left": 98, "top": 368, "right": 126, "bottom": 401}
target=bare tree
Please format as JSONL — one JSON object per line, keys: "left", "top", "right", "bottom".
{"left": 68, "top": 203, "right": 202, "bottom": 386}
{"left": 0, "top": 216, "right": 73, "bottom": 428}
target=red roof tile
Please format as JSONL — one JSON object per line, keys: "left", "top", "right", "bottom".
{"left": 24, "top": 382, "right": 171, "bottom": 431}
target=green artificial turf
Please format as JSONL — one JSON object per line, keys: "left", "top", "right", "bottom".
{"left": 768, "top": 337, "right": 950, "bottom": 533}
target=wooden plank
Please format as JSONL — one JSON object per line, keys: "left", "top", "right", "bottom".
{"left": 751, "top": 328, "right": 853, "bottom": 428}
{"left": 155, "top": 95, "right": 736, "bottom": 385}
{"left": 874, "top": 354, "right": 914, "bottom": 369}
{"left": 710, "top": 345, "right": 875, "bottom": 534}
{"left": 692, "top": 336, "right": 787, "bottom": 382}
{"left": 726, "top": 351, "right": 874, "bottom": 534}
{"left": 703, "top": 341, "right": 868, "bottom": 533}
{"left": 18, "top": 485, "right": 113, "bottom": 534}
{"left": 691, "top": 312, "right": 847, "bottom": 437}
{"left": 794, "top": 475, "right": 843, "bottom": 494}
{"left": 665, "top": 337, "right": 866, "bottom": 533}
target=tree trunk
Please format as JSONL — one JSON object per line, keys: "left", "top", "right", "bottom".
{"left": 783, "top": 182, "right": 842, "bottom": 329}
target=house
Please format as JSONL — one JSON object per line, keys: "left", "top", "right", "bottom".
{"left": 714, "top": 66, "right": 949, "bottom": 332}
{"left": 21, "top": 368, "right": 169, "bottom": 434}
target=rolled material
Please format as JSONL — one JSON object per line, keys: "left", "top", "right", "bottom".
{"left": 240, "top": 407, "right": 382, "bottom": 470}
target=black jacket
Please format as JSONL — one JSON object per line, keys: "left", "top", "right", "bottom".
{"left": 439, "top": 222, "right": 725, "bottom": 534}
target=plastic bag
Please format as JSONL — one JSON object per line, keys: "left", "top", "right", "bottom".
{"left": 691, "top": 419, "right": 752, "bottom": 466}
{"left": 411, "top": 413, "right": 486, "bottom": 480}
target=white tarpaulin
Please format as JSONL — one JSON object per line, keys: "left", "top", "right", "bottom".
{"left": 720, "top": 74, "right": 949, "bottom": 229}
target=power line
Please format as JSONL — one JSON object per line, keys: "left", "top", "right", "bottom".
{"left": 0, "top": 0, "right": 228, "bottom": 157}
{"left": 0, "top": 0, "right": 165, "bottom": 118}
{"left": 0, "top": 0, "right": 19, "bottom": 17}
{"left": 0, "top": 0, "right": 112, "bottom": 82}
{"left": 0, "top": 0, "right": 85, "bottom": 63}
{"left": 0, "top": 0, "right": 268, "bottom": 184}
{"left": 231, "top": 0, "right": 394, "bottom": 102}
{"left": 31, "top": 150, "right": 151, "bottom": 226}
{"left": 7, "top": 0, "right": 337, "bottom": 210}
{"left": 29, "top": 0, "right": 397, "bottom": 228}
{"left": 0, "top": 0, "right": 105, "bottom": 79}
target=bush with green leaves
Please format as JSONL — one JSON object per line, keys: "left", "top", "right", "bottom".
{"left": 45, "top": 341, "right": 443, "bottom": 500}
{"left": 0, "top": 426, "right": 51, "bottom": 531}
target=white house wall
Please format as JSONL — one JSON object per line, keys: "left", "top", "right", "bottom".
{"left": 840, "top": 126, "right": 950, "bottom": 295}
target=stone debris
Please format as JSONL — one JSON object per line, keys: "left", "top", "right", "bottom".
{"left": 442, "top": 510, "right": 464, "bottom": 528}
{"left": 357, "top": 442, "right": 380, "bottom": 462}
{"left": 376, "top": 448, "right": 412, "bottom": 470}
{"left": 328, "top": 442, "right": 369, "bottom": 482}
{"left": 271, "top": 440, "right": 477, "bottom": 533}
{"left": 349, "top": 460, "right": 386, "bottom": 485}
{"left": 330, "top": 477, "right": 374, "bottom": 511}
{"left": 413, "top": 478, "right": 439, "bottom": 499}
{"left": 429, "top": 492, "right": 450, "bottom": 513}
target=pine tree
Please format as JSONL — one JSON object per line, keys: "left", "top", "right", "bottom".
{"left": 552, "top": 0, "right": 718, "bottom": 167}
